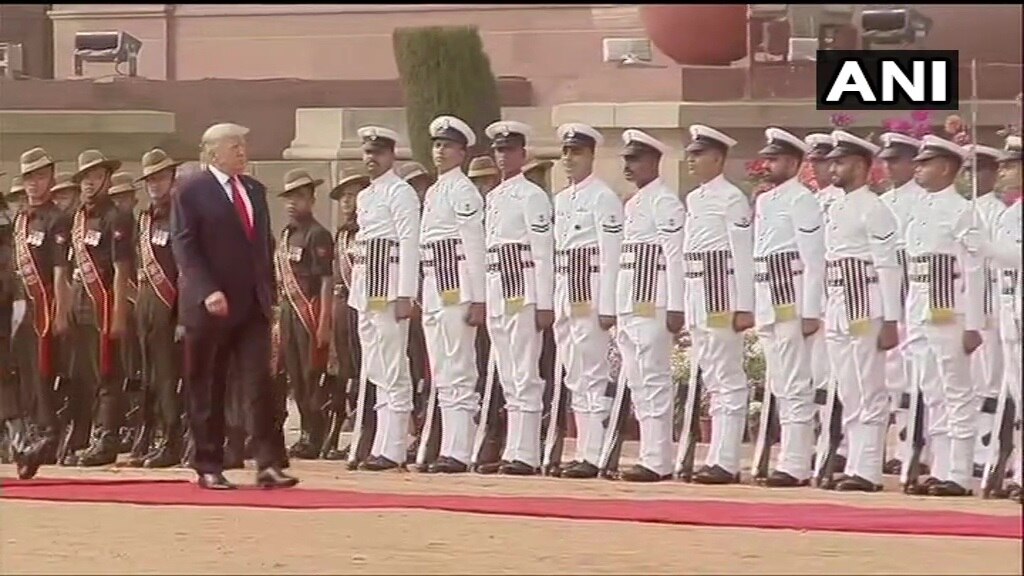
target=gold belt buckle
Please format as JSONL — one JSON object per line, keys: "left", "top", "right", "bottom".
{"left": 929, "top": 307, "right": 955, "bottom": 325}
{"left": 570, "top": 301, "right": 591, "bottom": 318}
{"left": 368, "top": 297, "right": 387, "bottom": 312}
{"left": 505, "top": 296, "right": 524, "bottom": 315}
{"left": 707, "top": 311, "right": 732, "bottom": 329}
{"left": 774, "top": 304, "right": 797, "bottom": 322}
{"left": 633, "top": 301, "right": 655, "bottom": 318}
{"left": 441, "top": 289, "right": 460, "bottom": 307}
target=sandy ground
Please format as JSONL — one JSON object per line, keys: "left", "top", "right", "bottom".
{"left": 1, "top": 404, "right": 1021, "bottom": 574}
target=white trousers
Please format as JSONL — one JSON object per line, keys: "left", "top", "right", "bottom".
{"left": 972, "top": 326, "right": 1004, "bottom": 466}
{"left": 690, "top": 325, "right": 747, "bottom": 474}
{"left": 424, "top": 304, "right": 480, "bottom": 464}
{"left": 907, "top": 317, "right": 977, "bottom": 487}
{"left": 1000, "top": 328, "right": 1023, "bottom": 486}
{"left": 554, "top": 311, "right": 613, "bottom": 465}
{"left": 488, "top": 305, "right": 544, "bottom": 467}
{"left": 826, "top": 318, "right": 889, "bottom": 485}
{"left": 617, "top": 310, "right": 675, "bottom": 476}
{"left": 757, "top": 320, "right": 816, "bottom": 480}
{"left": 358, "top": 303, "right": 413, "bottom": 463}
{"left": 812, "top": 330, "right": 849, "bottom": 459}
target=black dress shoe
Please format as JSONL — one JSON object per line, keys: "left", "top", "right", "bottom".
{"left": 835, "top": 474, "right": 882, "bottom": 493}
{"left": 692, "top": 464, "right": 740, "bottom": 485}
{"left": 14, "top": 450, "right": 42, "bottom": 480}
{"left": 561, "top": 461, "right": 599, "bottom": 479}
{"left": 360, "top": 455, "right": 402, "bottom": 472}
{"left": 197, "top": 472, "right": 236, "bottom": 490}
{"left": 498, "top": 460, "right": 537, "bottom": 476}
{"left": 905, "top": 476, "right": 942, "bottom": 496}
{"left": 430, "top": 456, "right": 469, "bottom": 474}
{"left": 256, "top": 467, "right": 300, "bottom": 489}
{"left": 763, "top": 470, "right": 810, "bottom": 488}
{"left": 818, "top": 473, "right": 849, "bottom": 490}
{"left": 475, "top": 460, "right": 503, "bottom": 475}
{"left": 620, "top": 464, "right": 671, "bottom": 483}
{"left": 882, "top": 458, "right": 902, "bottom": 476}
{"left": 928, "top": 480, "right": 972, "bottom": 497}
{"left": 323, "top": 448, "right": 348, "bottom": 461}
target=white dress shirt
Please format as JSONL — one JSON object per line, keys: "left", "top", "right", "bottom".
{"left": 824, "top": 186, "right": 902, "bottom": 326}
{"left": 904, "top": 185, "right": 984, "bottom": 330}
{"left": 208, "top": 164, "right": 253, "bottom": 227}
{"left": 752, "top": 176, "right": 826, "bottom": 325}
{"left": 879, "top": 179, "right": 927, "bottom": 252}
{"left": 615, "top": 177, "right": 686, "bottom": 315}
{"left": 419, "top": 166, "right": 487, "bottom": 312}
{"left": 553, "top": 173, "right": 623, "bottom": 318}
{"left": 683, "top": 173, "right": 754, "bottom": 326}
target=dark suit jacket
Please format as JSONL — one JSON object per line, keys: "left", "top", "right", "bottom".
{"left": 171, "top": 169, "right": 276, "bottom": 330}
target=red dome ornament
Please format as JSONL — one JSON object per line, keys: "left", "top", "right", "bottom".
{"left": 639, "top": 5, "right": 747, "bottom": 66}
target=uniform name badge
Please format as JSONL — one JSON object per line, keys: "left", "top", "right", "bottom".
{"left": 150, "top": 229, "right": 169, "bottom": 246}
{"left": 27, "top": 230, "right": 45, "bottom": 246}
{"left": 706, "top": 311, "right": 732, "bottom": 329}
{"left": 774, "top": 303, "right": 797, "bottom": 322}
{"left": 84, "top": 229, "right": 101, "bottom": 246}
{"left": 368, "top": 297, "right": 388, "bottom": 312}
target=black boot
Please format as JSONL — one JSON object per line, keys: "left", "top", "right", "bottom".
{"left": 77, "top": 430, "right": 121, "bottom": 467}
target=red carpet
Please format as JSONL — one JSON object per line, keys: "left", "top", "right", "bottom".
{"left": 2, "top": 477, "right": 1019, "bottom": 540}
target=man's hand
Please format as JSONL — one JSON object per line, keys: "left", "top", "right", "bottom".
{"left": 598, "top": 315, "right": 616, "bottom": 331}
{"left": 394, "top": 297, "right": 412, "bottom": 321}
{"left": 204, "top": 291, "right": 229, "bottom": 317}
{"left": 465, "top": 302, "right": 486, "bottom": 327}
{"left": 666, "top": 311, "right": 685, "bottom": 334}
{"left": 535, "top": 309, "right": 554, "bottom": 331}
{"left": 957, "top": 227, "right": 985, "bottom": 255}
{"left": 963, "top": 329, "right": 983, "bottom": 355}
{"left": 732, "top": 311, "right": 754, "bottom": 333}
{"left": 877, "top": 320, "right": 899, "bottom": 351}
{"left": 801, "top": 318, "right": 821, "bottom": 337}
{"left": 316, "top": 322, "right": 332, "bottom": 349}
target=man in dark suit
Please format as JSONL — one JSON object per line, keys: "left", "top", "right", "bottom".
{"left": 171, "top": 122, "right": 297, "bottom": 490}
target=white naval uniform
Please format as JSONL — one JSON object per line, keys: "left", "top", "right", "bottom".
{"left": 485, "top": 173, "right": 554, "bottom": 468}
{"left": 553, "top": 174, "right": 622, "bottom": 466}
{"left": 971, "top": 192, "right": 1007, "bottom": 467}
{"left": 986, "top": 199, "right": 1022, "bottom": 487}
{"left": 823, "top": 187, "right": 902, "bottom": 484}
{"left": 616, "top": 177, "right": 686, "bottom": 476}
{"left": 683, "top": 174, "right": 754, "bottom": 475}
{"left": 752, "top": 176, "right": 825, "bottom": 481}
{"left": 814, "top": 184, "right": 848, "bottom": 460}
{"left": 419, "top": 166, "right": 486, "bottom": 465}
{"left": 904, "top": 185, "right": 985, "bottom": 488}
{"left": 879, "top": 179, "right": 930, "bottom": 465}
{"left": 349, "top": 168, "right": 421, "bottom": 464}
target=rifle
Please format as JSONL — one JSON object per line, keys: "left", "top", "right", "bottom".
{"left": 981, "top": 378, "right": 1017, "bottom": 498}
{"left": 541, "top": 341, "right": 568, "bottom": 476}
{"left": 673, "top": 336, "right": 703, "bottom": 481}
{"left": 750, "top": 385, "right": 777, "bottom": 482}
{"left": 318, "top": 373, "right": 347, "bottom": 459}
{"left": 470, "top": 350, "right": 499, "bottom": 470}
{"left": 597, "top": 369, "right": 630, "bottom": 479}
{"left": 812, "top": 378, "right": 844, "bottom": 488}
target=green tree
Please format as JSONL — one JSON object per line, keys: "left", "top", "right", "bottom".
{"left": 393, "top": 26, "right": 502, "bottom": 170}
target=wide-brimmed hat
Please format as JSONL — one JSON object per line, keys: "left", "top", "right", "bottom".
{"left": 20, "top": 147, "right": 56, "bottom": 176}
{"left": 136, "top": 148, "right": 184, "bottom": 182}
{"left": 7, "top": 175, "right": 25, "bottom": 198}
{"left": 467, "top": 155, "right": 499, "bottom": 179}
{"left": 108, "top": 172, "right": 138, "bottom": 196}
{"left": 329, "top": 172, "right": 370, "bottom": 201}
{"left": 278, "top": 168, "right": 324, "bottom": 198}
{"left": 50, "top": 171, "right": 80, "bottom": 194}
{"left": 72, "top": 149, "right": 122, "bottom": 182}
{"left": 523, "top": 157, "right": 553, "bottom": 176}
{"left": 396, "top": 162, "right": 431, "bottom": 183}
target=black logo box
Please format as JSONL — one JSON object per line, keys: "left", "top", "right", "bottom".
{"left": 816, "top": 50, "right": 960, "bottom": 111}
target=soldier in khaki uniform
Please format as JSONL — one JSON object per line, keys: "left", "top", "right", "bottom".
{"left": 6, "top": 178, "right": 27, "bottom": 214}
{"left": 108, "top": 172, "right": 147, "bottom": 460}
{"left": 276, "top": 169, "right": 335, "bottom": 460}
{"left": 133, "top": 150, "right": 184, "bottom": 468}
{"left": 7, "top": 149, "right": 73, "bottom": 478}
{"left": 51, "top": 172, "right": 81, "bottom": 215}
{"left": 323, "top": 171, "right": 370, "bottom": 461}
{"left": 65, "top": 150, "right": 135, "bottom": 467}
{"left": 49, "top": 172, "right": 80, "bottom": 418}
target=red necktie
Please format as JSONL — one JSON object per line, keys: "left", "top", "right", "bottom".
{"left": 229, "top": 176, "right": 254, "bottom": 240}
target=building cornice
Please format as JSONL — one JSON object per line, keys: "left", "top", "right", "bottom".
{"left": 172, "top": 4, "right": 612, "bottom": 18}
{"left": 48, "top": 4, "right": 172, "bottom": 20}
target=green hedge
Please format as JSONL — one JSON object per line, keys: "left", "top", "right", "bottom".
{"left": 393, "top": 26, "right": 502, "bottom": 170}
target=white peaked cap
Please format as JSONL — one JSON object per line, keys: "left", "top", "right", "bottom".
{"left": 804, "top": 133, "right": 834, "bottom": 148}
{"left": 879, "top": 132, "right": 923, "bottom": 149}
{"left": 484, "top": 120, "right": 533, "bottom": 140}
{"left": 760, "top": 127, "right": 809, "bottom": 155}
{"left": 827, "top": 130, "right": 881, "bottom": 158}
{"left": 914, "top": 135, "right": 967, "bottom": 162}
{"left": 202, "top": 122, "right": 250, "bottom": 144}
{"left": 963, "top": 144, "right": 1005, "bottom": 162}
{"left": 357, "top": 125, "right": 403, "bottom": 146}
{"left": 556, "top": 123, "right": 605, "bottom": 147}
{"left": 688, "top": 124, "right": 737, "bottom": 148}
{"left": 429, "top": 115, "right": 476, "bottom": 148}
{"left": 621, "top": 128, "right": 671, "bottom": 156}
